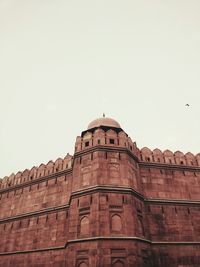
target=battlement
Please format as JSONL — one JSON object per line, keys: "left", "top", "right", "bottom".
{"left": 75, "top": 128, "right": 140, "bottom": 158}
{"left": 0, "top": 117, "right": 200, "bottom": 266}
{"left": 0, "top": 154, "right": 73, "bottom": 190}
{"left": 140, "top": 147, "right": 200, "bottom": 167}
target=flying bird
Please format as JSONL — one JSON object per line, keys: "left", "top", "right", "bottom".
{"left": 185, "top": 104, "right": 190, "bottom": 107}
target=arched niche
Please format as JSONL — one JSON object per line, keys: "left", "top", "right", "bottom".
{"left": 111, "top": 214, "right": 122, "bottom": 232}
{"left": 79, "top": 262, "right": 88, "bottom": 267}
{"left": 113, "top": 260, "right": 124, "bottom": 267}
{"left": 80, "top": 216, "right": 89, "bottom": 236}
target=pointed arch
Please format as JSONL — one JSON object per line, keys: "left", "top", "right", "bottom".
{"left": 107, "top": 129, "right": 117, "bottom": 137}
{"left": 45, "top": 161, "right": 54, "bottom": 175}
{"left": 54, "top": 158, "right": 63, "bottom": 172}
{"left": 196, "top": 153, "right": 200, "bottom": 166}
{"left": 111, "top": 214, "right": 122, "bottom": 232}
{"left": 153, "top": 148, "right": 164, "bottom": 163}
{"left": 185, "top": 152, "right": 196, "bottom": 166}
{"left": 174, "top": 151, "right": 186, "bottom": 165}
{"left": 163, "top": 150, "right": 175, "bottom": 164}
{"left": 83, "top": 131, "right": 92, "bottom": 140}
{"left": 80, "top": 216, "right": 89, "bottom": 236}
{"left": 78, "top": 262, "right": 88, "bottom": 267}
{"left": 113, "top": 260, "right": 124, "bottom": 267}
{"left": 141, "top": 147, "right": 152, "bottom": 162}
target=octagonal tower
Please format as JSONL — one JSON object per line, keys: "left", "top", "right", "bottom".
{"left": 67, "top": 117, "right": 149, "bottom": 267}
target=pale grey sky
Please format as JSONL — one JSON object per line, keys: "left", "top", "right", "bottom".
{"left": 0, "top": 0, "right": 200, "bottom": 178}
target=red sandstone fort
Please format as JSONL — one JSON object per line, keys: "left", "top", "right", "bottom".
{"left": 0, "top": 117, "right": 200, "bottom": 267}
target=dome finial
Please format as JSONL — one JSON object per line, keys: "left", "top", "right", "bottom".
{"left": 103, "top": 113, "right": 105, "bottom": 118}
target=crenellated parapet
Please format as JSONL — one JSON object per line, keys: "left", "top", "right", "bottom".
{"left": 140, "top": 147, "right": 200, "bottom": 167}
{"left": 0, "top": 153, "right": 73, "bottom": 190}
{"left": 75, "top": 127, "right": 140, "bottom": 158}
{"left": 0, "top": 116, "right": 200, "bottom": 267}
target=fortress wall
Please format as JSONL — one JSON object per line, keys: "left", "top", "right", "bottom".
{"left": 0, "top": 250, "right": 66, "bottom": 267}
{"left": 68, "top": 192, "right": 100, "bottom": 240}
{"left": 151, "top": 245, "right": 200, "bottom": 267}
{"left": 146, "top": 204, "right": 200, "bottom": 242}
{"left": 66, "top": 240, "right": 151, "bottom": 267}
{"left": 0, "top": 155, "right": 72, "bottom": 190}
{"left": 0, "top": 240, "right": 151, "bottom": 267}
{"left": 140, "top": 147, "right": 200, "bottom": 167}
{"left": 0, "top": 210, "right": 68, "bottom": 253}
{"left": 0, "top": 173, "right": 72, "bottom": 219}
{"left": 141, "top": 166, "right": 200, "bottom": 199}
{"left": 68, "top": 191, "right": 146, "bottom": 242}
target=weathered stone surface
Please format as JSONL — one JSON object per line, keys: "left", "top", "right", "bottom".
{"left": 0, "top": 117, "right": 200, "bottom": 266}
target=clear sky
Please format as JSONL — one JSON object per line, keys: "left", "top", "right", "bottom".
{"left": 0, "top": 0, "right": 200, "bottom": 178}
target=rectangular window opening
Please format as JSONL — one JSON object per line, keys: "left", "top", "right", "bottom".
{"left": 85, "top": 141, "right": 89, "bottom": 147}
{"left": 109, "top": 139, "right": 115, "bottom": 144}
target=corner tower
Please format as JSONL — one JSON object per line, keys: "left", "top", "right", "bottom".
{"left": 67, "top": 117, "right": 148, "bottom": 267}
{"left": 72, "top": 116, "right": 141, "bottom": 191}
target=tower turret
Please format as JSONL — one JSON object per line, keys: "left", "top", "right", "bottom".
{"left": 72, "top": 116, "right": 141, "bottom": 192}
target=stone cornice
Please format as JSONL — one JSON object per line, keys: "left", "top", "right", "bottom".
{"left": 71, "top": 185, "right": 200, "bottom": 206}
{"left": 0, "top": 237, "right": 200, "bottom": 256}
{"left": 0, "top": 204, "right": 69, "bottom": 224}
{"left": 1, "top": 185, "right": 200, "bottom": 224}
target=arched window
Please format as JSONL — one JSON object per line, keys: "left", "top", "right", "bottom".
{"left": 111, "top": 215, "right": 122, "bottom": 232}
{"left": 113, "top": 260, "right": 124, "bottom": 267}
{"left": 79, "top": 262, "right": 88, "bottom": 267}
{"left": 80, "top": 216, "right": 89, "bottom": 236}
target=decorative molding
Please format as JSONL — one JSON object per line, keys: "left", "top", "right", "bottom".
{"left": 1, "top": 237, "right": 200, "bottom": 256}
{"left": 0, "top": 204, "right": 69, "bottom": 224}
{"left": 1, "top": 185, "right": 200, "bottom": 224}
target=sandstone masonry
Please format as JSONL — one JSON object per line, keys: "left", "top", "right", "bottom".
{"left": 0, "top": 117, "right": 200, "bottom": 267}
